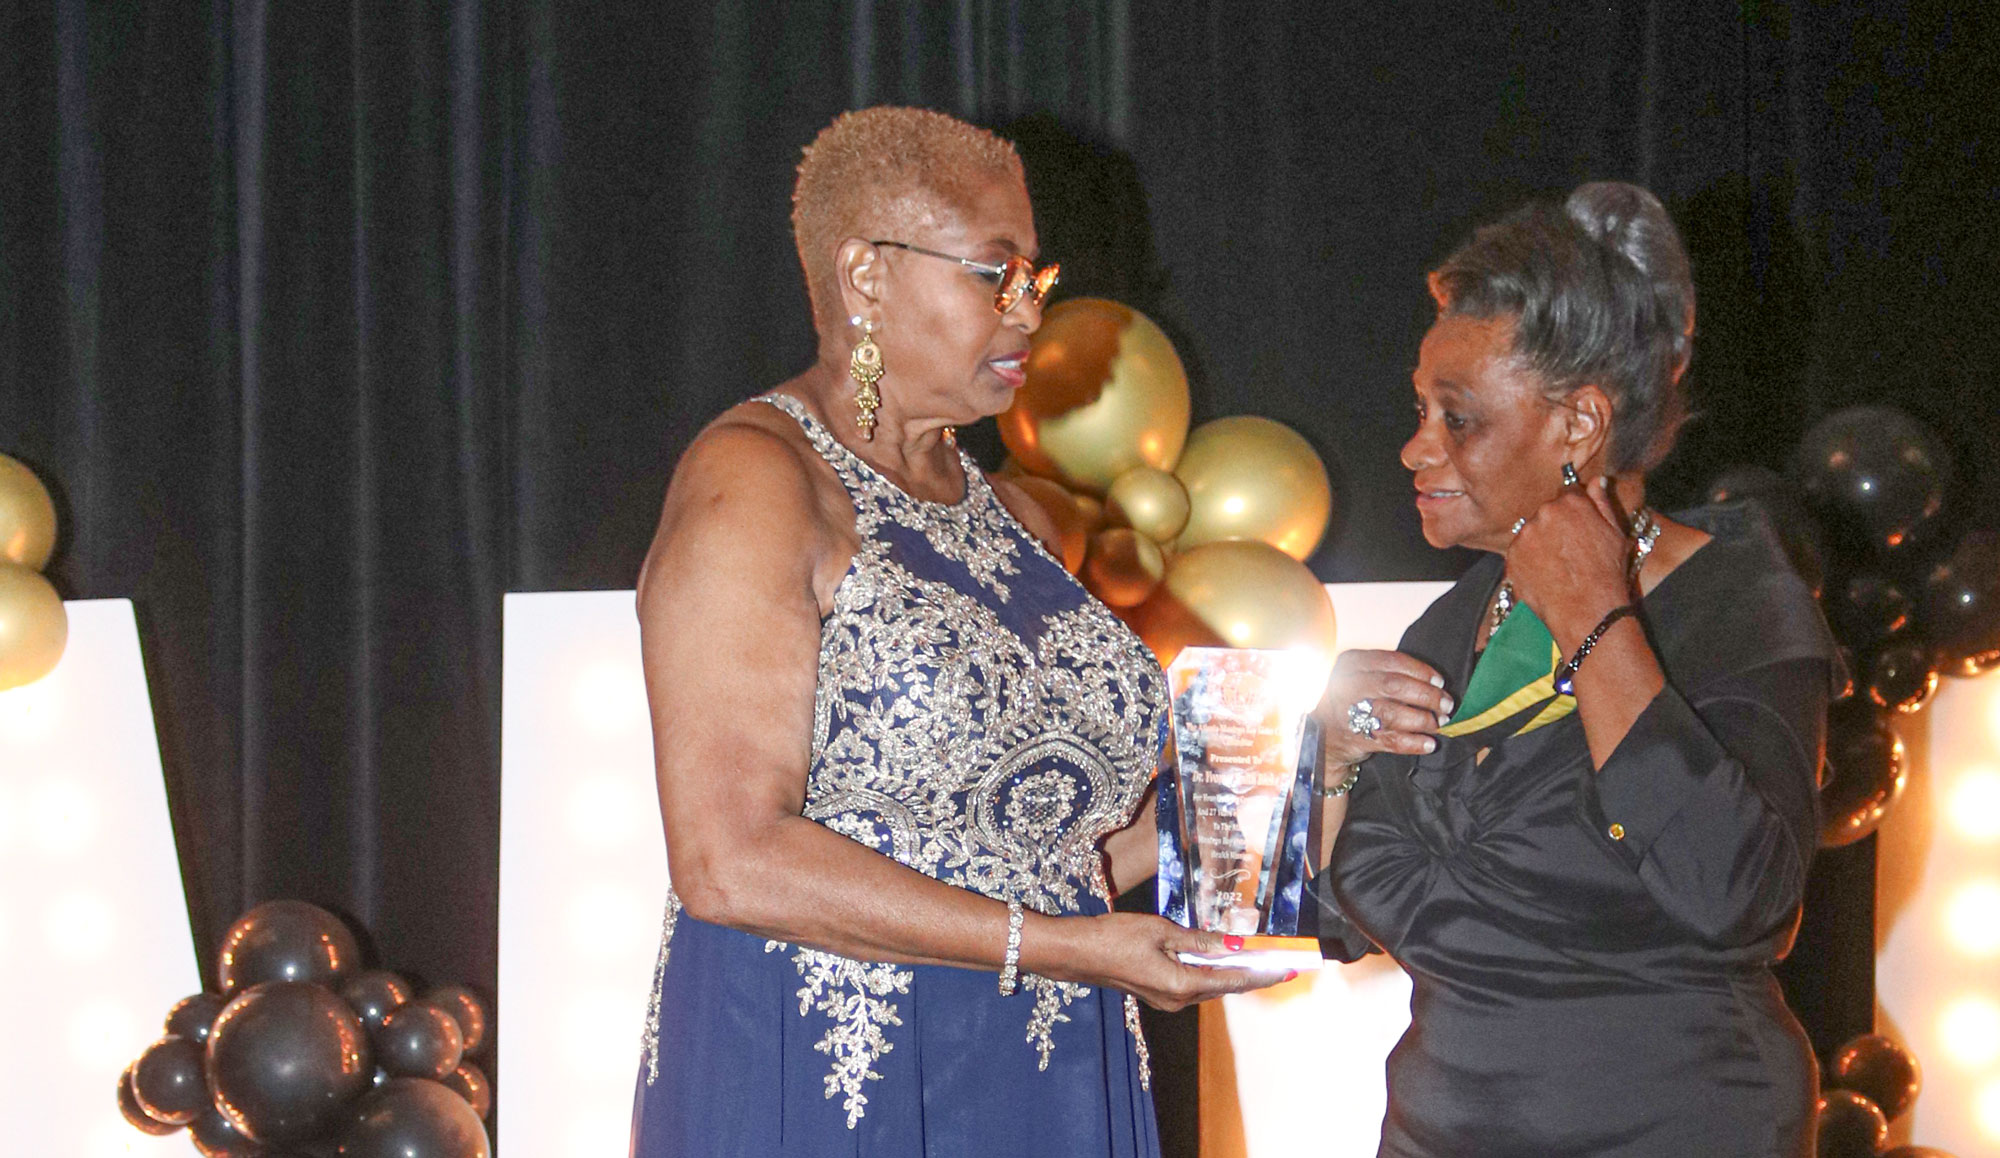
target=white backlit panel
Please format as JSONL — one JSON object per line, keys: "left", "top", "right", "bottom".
{"left": 1879, "top": 670, "right": 2000, "bottom": 1153}
{"left": 0, "top": 600, "right": 200, "bottom": 1153}
{"left": 498, "top": 592, "right": 665, "bottom": 1158}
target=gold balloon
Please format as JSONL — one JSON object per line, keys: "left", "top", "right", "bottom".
{"left": 1072, "top": 492, "right": 1107, "bottom": 534}
{"left": 998, "top": 298, "right": 1191, "bottom": 494}
{"left": 1174, "top": 416, "right": 1332, "bottom": 561}
{"left": 0, "top": 454, "right": 58, "bottom": 571}
{"left": 1106, "top": 466, "right": 1190, "bottom": 543}
{"left": 0, "top": 561, "right": 67, "bottom": 690}
{"left": 1128, "top": 540, "right": 1337, "bottom": 684}
{"left": 1009, "top": 476, "right": 1090, "bottom": 574}
{"left": 1083, "top": 528, "right": 1166, "bottom": 608}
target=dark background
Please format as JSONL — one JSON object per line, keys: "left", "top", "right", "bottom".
{"left": 4, "top": 0, "right": 1995, "bottom": 1144}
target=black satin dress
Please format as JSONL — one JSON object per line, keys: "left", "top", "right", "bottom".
{"left": 1314, "top": 504, "right": 1839, "bottom": 1157}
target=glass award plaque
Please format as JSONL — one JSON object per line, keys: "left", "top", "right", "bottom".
{"left": 1158, "top": 647, "right": 1325, "bottom": 971}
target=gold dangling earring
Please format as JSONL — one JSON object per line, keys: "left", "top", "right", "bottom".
{"left": 848, "top": 316, "right": 884, "bottom": 441}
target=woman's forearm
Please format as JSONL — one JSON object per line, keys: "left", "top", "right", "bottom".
{"left": 675, "top": 811, "right": 1029, "bottom": 970}
{"left": 1563, "top": 616, "right": 1666, "bottom": 768}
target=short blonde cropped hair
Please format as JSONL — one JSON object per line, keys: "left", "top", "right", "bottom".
{"left": 792, "top": 106, "right": 1025, "bottom": 329}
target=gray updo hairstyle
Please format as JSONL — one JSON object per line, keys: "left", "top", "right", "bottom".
{"left": 1428, "top": 182, "right": 1695, "bottom": 473}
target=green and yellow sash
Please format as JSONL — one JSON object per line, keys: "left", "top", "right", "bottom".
{"left": 1437, "top": 602, "right": 1576, "bottom": 741}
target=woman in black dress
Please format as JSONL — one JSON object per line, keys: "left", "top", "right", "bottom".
{"left": 1309, "top": 182, "right": 1839, "bottom": 1157}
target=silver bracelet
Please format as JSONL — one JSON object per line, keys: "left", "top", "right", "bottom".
{"left": 997, "top": 900, "right": 1024, "bottom": 995}
{"left": 1317, "top": 764, "right": 1361, "bottom": 799}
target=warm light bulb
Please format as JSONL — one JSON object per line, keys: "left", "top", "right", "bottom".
{"left": 1950, "top": 767, "right": 2000, "bottom": 843}
{"left": 1977, "top": 1075, "right": 2000, "bottom": 1142}
{"left": 571, "top": 662, "right": 649, "bottom": 738}
{"left": 1940, "top": 994, "right": 2000, "bottom": 1067}
{"left": 1945, "top": 879, "right": 2000, "bottom": 957}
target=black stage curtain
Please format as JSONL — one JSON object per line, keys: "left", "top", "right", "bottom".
{"left": 4, "top": 0, "right": 1994, "bottom": 1139}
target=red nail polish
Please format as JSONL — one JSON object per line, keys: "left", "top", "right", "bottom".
{"left": 1283, "top": 970, "right": 1299, "bottom": 982}
{"left": 1223, "top": 935, "right": 1245, "bottom": 952}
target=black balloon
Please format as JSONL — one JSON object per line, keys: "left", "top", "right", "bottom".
{"left": 423, "top": 985, "right": 488, "bottom": 1055}
{"left": 189, "top": 1104, "right": 263, "bottom": 1158}
{"left": 1829, "top": 1033, "right": 1922, "bottom": 1121}
{"left": 1831, "top": 572, "right": 1915, "bottom": 646}
{"left": 1866, "top": 639, "right": 1941, "bottom": 714}
{"left": 167, "top": 991, "right": 230, "bottom": 1045}
{"left": 1919, "top": 529, "right": 2000, "bottom": 677}
{"left": 439, "top": 1062, "right": 491, "bottom": 1120}
{"left": 1831, "top": 645, "right": 1858, "bottom": 708}
{"left": 340, "top": 970, "right": 414, "bottom": 1033}
{"left": 373, "top": 1001, "right": 465, "bottom": 1080}
{"left": 1790, "top": 406, "right": 1952, "bottom": 554}
{"left": 218, "top": 899, "right": 363, "bottom": 992}
{"left": 337, "top": 1078, "right": 491, "bottom": 1158}
{"left": 1816, "top": 1090, "right": 1889, "bottom": 1158}
{"left": 1819, "top": 701, "right": 1907, "bottom": 848}
{"left": 132, "top": 1034, "right": 209, "bottom": 1125}
{"left": 1707, "top": 464, "right": 1828, "bottom": 594}
{"left": 207, "top": 980, "right": 374, "bottom": 1144}
{"left": 118, "top": 1063, "right": 181, "bottom": 1135}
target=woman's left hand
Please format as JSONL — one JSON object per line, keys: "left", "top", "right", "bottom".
{"left": 1506, "top": 476, "right": 1634, "bottom": 650}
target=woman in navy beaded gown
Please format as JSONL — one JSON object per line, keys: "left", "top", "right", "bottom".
{"left": 629, "top": 107, "right": 1276, "bottom": 1158}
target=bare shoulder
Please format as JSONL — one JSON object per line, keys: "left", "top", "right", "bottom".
{"left": 641, "top": 397, "right": 836, "bottom": 596}
{"left": 988, "top": 474, "right": 1063, "bottom": 554}
{"left": 660, "top": 397, "right": 841, "bottom": 531}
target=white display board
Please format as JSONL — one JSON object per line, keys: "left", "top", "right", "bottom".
{"left": 498, "top": 591, "right": 667, "bottom": 1158}
{"left": 496, "top": 583, "right": 1449, "bottom": 1158}
{"left": 0, "top": 599, "right": 202, "bottom": 1155}
{"left": 1877, "top": 670, "right": 2000, "bottom": 1152}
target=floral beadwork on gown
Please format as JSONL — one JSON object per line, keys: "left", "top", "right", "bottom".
{"left": 640, "top": 393, "right": 1168, "bottom": 1129}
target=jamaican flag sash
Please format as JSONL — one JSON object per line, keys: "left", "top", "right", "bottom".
{"left": 1437, "top": 601, "right": 1576, "bottom": 743}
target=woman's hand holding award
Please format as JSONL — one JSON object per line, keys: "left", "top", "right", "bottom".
{"left": 1158, "top": 647, "right": 1326, "bottom": 972}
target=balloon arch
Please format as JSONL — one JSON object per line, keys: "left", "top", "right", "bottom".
{"left": 996, "top": 297, "right": 1339, "bottom": 684}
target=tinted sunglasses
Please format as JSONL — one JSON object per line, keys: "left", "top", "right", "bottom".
{"left": 870, "top": 241, "right": 1060, "bottom": 314}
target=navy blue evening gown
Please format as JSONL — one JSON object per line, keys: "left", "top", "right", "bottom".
{"left": 630, "top": 394, "right": 1164, "bottom": 1158}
